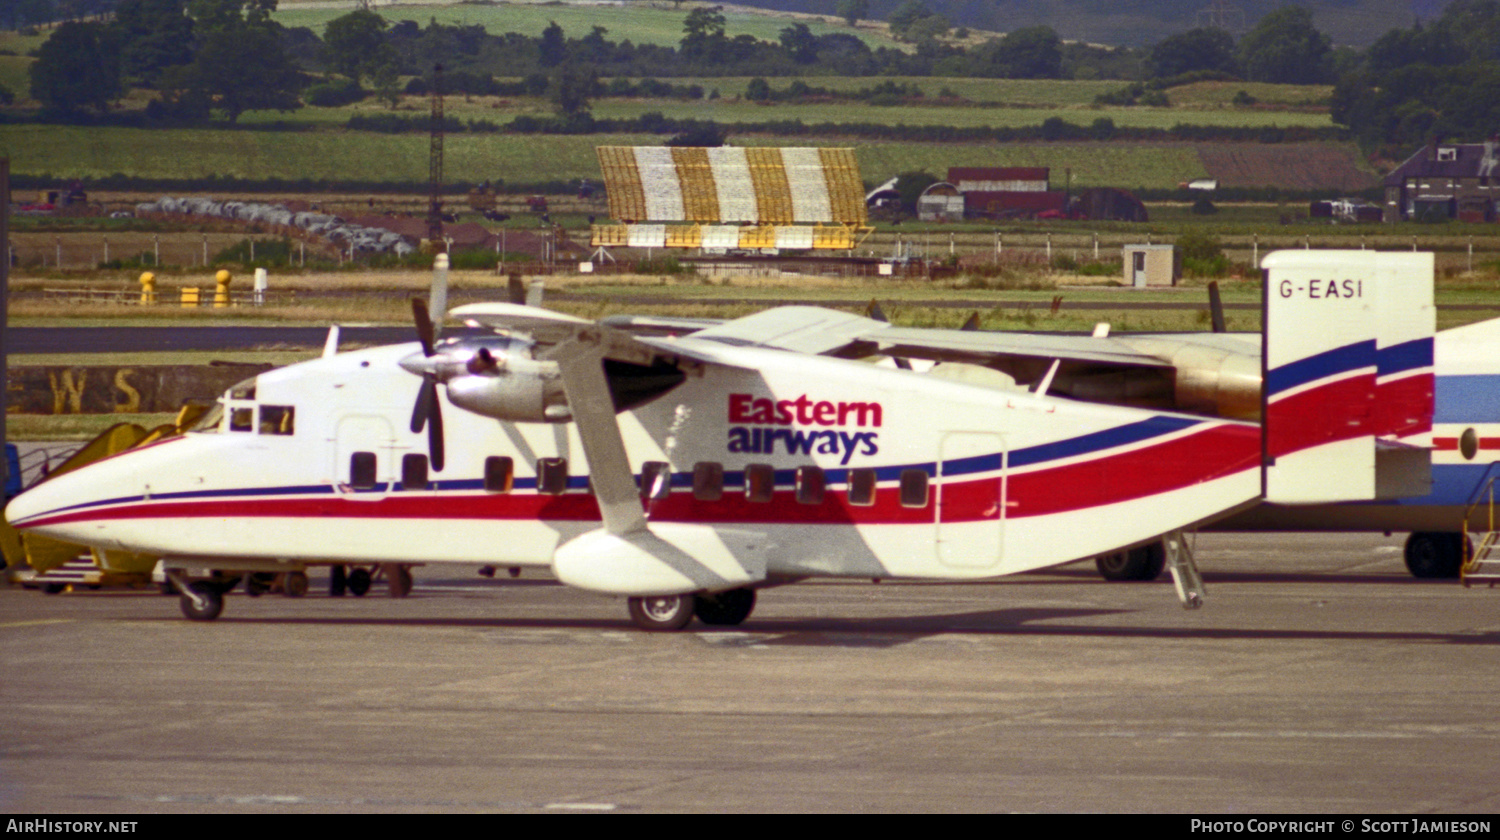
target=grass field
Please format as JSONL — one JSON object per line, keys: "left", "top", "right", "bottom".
{"left": 271, "top": 0, "right": 900, "bottom": 51}
{"left": 0, "top": 124, "right": 1230, "bottom": 189}
{"left": 0, "top": 54, "right": 31, "bottom": 100}
{"left": 586, "top": 98, "right": 1335, "bottom": 130}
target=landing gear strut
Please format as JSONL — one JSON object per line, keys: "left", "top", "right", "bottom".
{"left": 177, "top": 580, "right": 224, "bottom": 621}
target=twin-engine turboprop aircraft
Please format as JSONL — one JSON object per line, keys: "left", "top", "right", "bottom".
{"left": 5, "top": 250, "right": 1438, "bottom": 629}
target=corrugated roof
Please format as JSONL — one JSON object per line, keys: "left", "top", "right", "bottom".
{"left": 1383, "top": 142, "right": 1500, "bottom": 186}
{"left": 947, "top": 167, "right": 1050, "bottom": 182}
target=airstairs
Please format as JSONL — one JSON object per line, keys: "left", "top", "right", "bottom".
{"left": 1461, "top": 470, "right": 1500, "bottom": 587}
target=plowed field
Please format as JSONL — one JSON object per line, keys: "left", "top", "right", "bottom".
{"left": 1196, "top": 142, "right": 1379, "bottom": 191}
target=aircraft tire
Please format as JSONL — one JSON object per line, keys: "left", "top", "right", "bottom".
{"left": 694, "top": 588, "right": 756, "bottom": 626}
{"left": 628, "top": 594, "right": 696, "bottom": 631}
{"left": 179, "top": 584, "right": 224, "bottom": 621}
{"left": 329, "top": 565, "right": 347, "bottom": 597}
{"left": 1095, "top": 544, "right": 1166, "bottom": 581}
{"left": 347, "top": 567, "right": 372, "bottom": 597}
{"left": 283, "top": 571, "right": 309, "bottom": 598}
{"left": 1404, "top": 532, "right": 1464, "bottom": 579}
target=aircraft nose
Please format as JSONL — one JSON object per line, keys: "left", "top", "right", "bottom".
{"left": 4, "top": 469, "right": 88, "bottom": 539}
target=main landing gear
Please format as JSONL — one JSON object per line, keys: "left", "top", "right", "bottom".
{"left": 1095, "top": 543, "right": 1167, "bottom": 581}
{"left": 329, "top": 564, "right": 414, "bottom": 597}
{"left": 626, "top": 587, "right": 758, "bottom": 631}
{"left": 1404, "top": 532, "right": 1466, "bottom": 579}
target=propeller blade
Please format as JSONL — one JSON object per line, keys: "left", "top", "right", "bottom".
{"left": 1207, "top": 281, "right": 1227, "bottom": 333}
{"left": 407, "top": 297, "right": 446, "bottom": 471}
{"left": 960, "top": 312, "right": 980, "bottom": 331}
{"left": 411, "top": 377, "right": 435, "bottom": 433}
{"left": 428, "top": 393, "right": 445, "bottom": 472}
{"left": 430, "top": 253, "right": 449, "bottom": 341}
{"left": 412, "top": 298, "right": 435, "bottom": 357}
{"left": 866, "top": 299, "right": 889, "bottom": 322}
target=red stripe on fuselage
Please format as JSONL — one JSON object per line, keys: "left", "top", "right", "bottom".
{"left": 20, "top": 423, "right": 1263, "bottom": 532}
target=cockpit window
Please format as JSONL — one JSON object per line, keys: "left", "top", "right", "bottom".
{"left": 229, "top": 406, "right": 254, "bottom": 432}
{"left": 189, "top": 402, "right": 224, "bottom": 434}
{"left": 259, "top": 405, "right": 295, "bottom": 436}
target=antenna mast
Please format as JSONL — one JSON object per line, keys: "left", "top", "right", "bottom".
{"left": 1196, "top": 1, "right": 1246, "bottom": 32}
{"left": 427, "top": 63, "right": 445, "bottom": 249}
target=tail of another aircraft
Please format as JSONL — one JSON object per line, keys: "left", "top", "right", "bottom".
{"left": 1261, "top": 250, "right": 1435, "bottom": 504}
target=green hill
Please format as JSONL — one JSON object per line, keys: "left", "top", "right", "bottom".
{"left": 728, "top": 0, "right": 1440, "bottom": 47}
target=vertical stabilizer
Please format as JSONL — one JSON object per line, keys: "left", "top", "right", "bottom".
{"left": 1261, "top": 250, "right": 1434, "bottom": 504}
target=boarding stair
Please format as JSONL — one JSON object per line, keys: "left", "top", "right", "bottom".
{"left": 1461, "top": 470, "right": 1500, "bottom": 587}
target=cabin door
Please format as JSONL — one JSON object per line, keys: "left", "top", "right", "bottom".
{"left": 936, "top": 431, "right": 1006, "bottom": 570}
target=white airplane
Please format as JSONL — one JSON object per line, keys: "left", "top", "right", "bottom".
{"left": 4, "top": 250, "right": 1439, "bottom": 629}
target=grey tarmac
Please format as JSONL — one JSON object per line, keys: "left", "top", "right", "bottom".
{"left": 2, "top": 532, "right": 1499, "bottom": 813}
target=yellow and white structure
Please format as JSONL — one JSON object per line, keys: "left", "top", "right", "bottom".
{"left": 592, "top": 146, "right": 871, "bottom": 251}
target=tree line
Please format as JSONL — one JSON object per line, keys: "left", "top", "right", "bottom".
{"left": 10, "top": 0, "right": 1500, "bottom": 158}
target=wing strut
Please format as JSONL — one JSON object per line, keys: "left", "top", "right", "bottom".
{"left": 540, "top": 328, "right": 648, "bottom": 536}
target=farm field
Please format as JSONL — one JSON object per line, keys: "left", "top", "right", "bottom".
{"left": 699, "top": 78, "right": 1330, "bottom": 109}
{"left": 0, "top": 123, "right": 1377, "bottom": 192}
{"left": 270, "top": 0, "right": 903, "bottom": 51}
{"left": 585, "top": 98, "right": 1336, "bottom": 130}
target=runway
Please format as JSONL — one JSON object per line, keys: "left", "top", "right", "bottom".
{"left": 3, "top": 532, "right": 1499, "bottom": 813}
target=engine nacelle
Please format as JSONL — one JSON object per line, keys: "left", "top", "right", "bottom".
{"left": 402, "top": 335, "right": 572, "bottom": 423}
{"left": 445, "top": 360, "right": 570, "bottom": 423}
{"left": 1120, "top": 337, "right": 1262, "bottom": 421}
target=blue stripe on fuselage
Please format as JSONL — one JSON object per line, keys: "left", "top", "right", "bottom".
{"left": 1395, "top": 462, "right": 1500, "bottom": 507}
{"left": 1434, "top": 375, "right": 1500, "bottom": 424}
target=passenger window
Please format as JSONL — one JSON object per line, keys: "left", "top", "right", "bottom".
{"left": 401, "top": 453, "right": 429, "bottom": 490}
{"left": 847, "top": 468, "right": 877, "bottom": 506}
{"left": 640, "top": 461, "right": 672, "bottom": 501}
{"left": 484, "top": 456, "right": 514, "bottom": 493}
{"left": 745, "top": 464, "right": 775, "bottom": 503}
{"left": 350, "top": 452, "right": 378, "bottom": 489}
{"left": 693, "top": 462, "right": 724, "bottom": 501}
{"left": 538, "top": 457, "right": 569, "bottom": 495}
{"left": 899, "top": 469, "right": 929, "bottom": 508}
{"left": 259, "top": 405, "right": 295, "bottom": 435}
{"left": 795, "top": 466, "right": 825, "bottom": 505}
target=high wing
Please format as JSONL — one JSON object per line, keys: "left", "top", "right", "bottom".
{"left": 611, "top": 305, "right": 1255, "bottom": 418}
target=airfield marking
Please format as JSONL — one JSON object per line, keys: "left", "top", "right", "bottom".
{"left": 0, "top": 618, "right": 75, "bottom": 629}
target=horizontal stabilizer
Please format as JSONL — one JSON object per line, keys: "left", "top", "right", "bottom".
{"left": 1261, "top": 250, "right": 1434, "bottom": 504}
